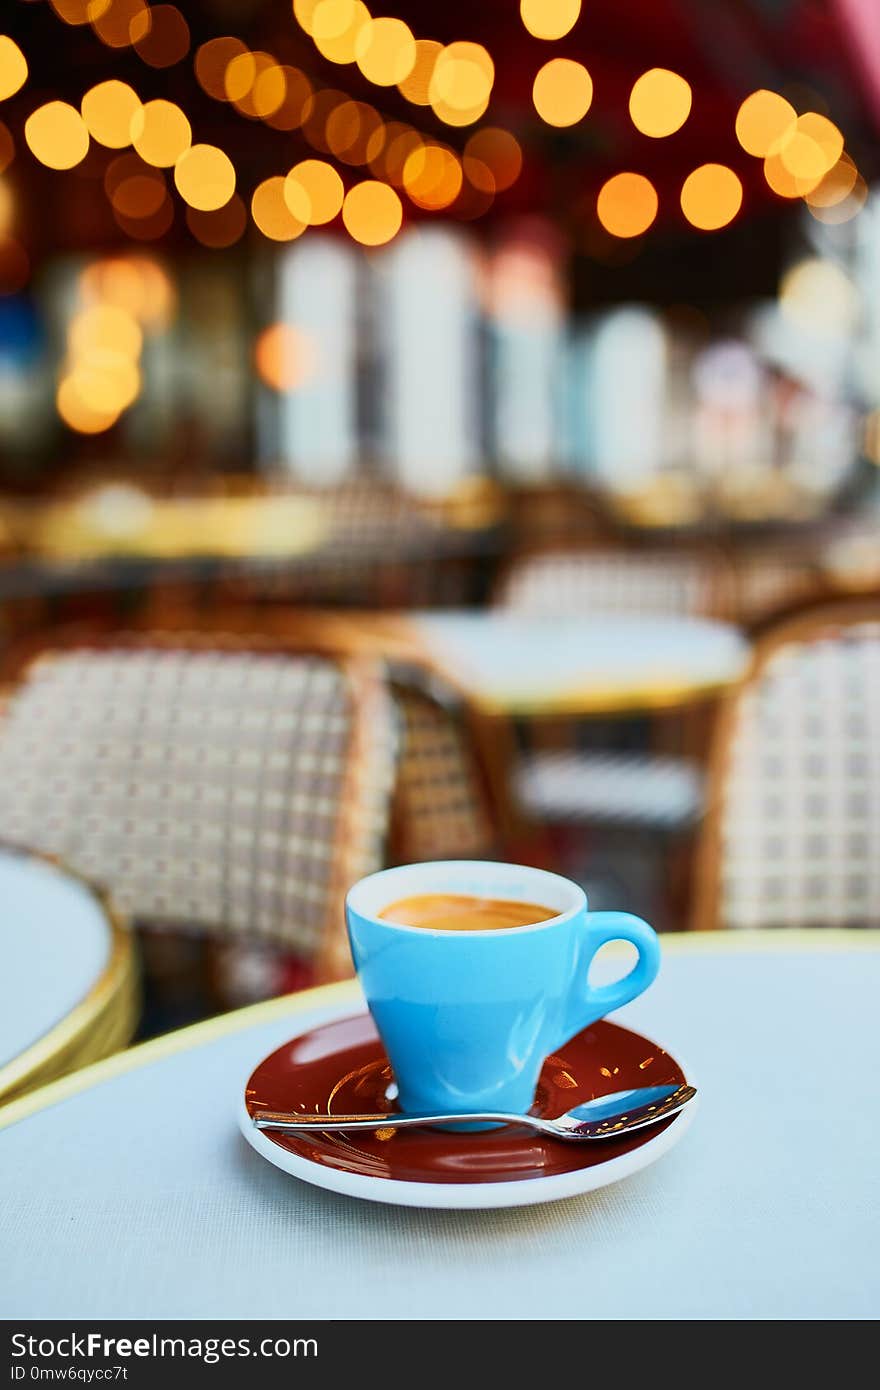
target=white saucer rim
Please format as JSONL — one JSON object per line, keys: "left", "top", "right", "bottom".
{"left": 238, "top": 1000, "right": 697, "bottom": 1210}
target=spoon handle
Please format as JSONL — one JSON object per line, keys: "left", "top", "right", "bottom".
{"left": 252, "top": 1110, "right": 525, "bottom": 1134}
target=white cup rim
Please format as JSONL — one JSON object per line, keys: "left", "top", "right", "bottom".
{"left": 345, "top": 860, "right": 586, "bottom": 938}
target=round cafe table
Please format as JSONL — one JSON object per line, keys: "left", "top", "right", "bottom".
{"left": 0, "top": 930, "right": 876, "bottom": 1320}
{"left": 0, "top": 845, "right": 137, "bottom": 1107}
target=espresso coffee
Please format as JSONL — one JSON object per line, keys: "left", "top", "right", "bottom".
{"left": 378, "top": 892, "right": 557, "bottom": 933}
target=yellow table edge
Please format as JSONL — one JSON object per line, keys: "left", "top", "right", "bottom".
{"left": 1, "top": 928, "right": 878, "bottom": 1134}
{"left": 0, "top": 846, "right": 138, "bottom": 1110}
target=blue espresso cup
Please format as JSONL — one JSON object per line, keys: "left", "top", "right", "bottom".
{"left": 346, "top": 860, "right": 661, "bottom": 1118}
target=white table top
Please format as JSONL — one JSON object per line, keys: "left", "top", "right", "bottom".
{"left": 407, "top": 612, "right": 750, "bottom": 713}
{"left": 0, "top": 849, "right": 112, "bottom": 1070}
{"left": 1, "top": 931, "right": 877, "bottom": 1320}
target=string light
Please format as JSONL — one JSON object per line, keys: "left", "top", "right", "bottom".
{"left": 520, "top": 0, "right": 580, "bottom": 40}
{"left": 0, "top": 36, "right": 28, "bottom": 101}
{"left": 251, "top": 176, "right": 307, "bottom": 241}
{"left": 596, "top": 172, "right": 658, "bottom": 238}
{"left": 629, "top": 69, "right": 692, "bottom": 137}
{"left": 173, "top": 144, "right": 235, "bottom": 211}
{"left": 342, "top": 179, "right": 402, "bottom": 244}
{"left": 25, "top": 102, "right": 90, "bottom": 170}
{"left": 533, "top": 59, "right": 592, "bottom": 127}
{"left": 81, "top": 81, "right": 142, "bottom": 149}
{"left": 186, "top": 195, "right": 247, "bottom": 248}
{"left": 130, "top": 99, "right": 191, "bottom": 167}
{"left": 680, "top": 163, "right": 742, "bottom": 230}
{"left": 735, "top": 90, "right": 796, "bottom": 157}
{"left": 284, "top": 159, "right": 344, "bottom": 225}
{"left": 130, "top": 5, "right": 191, "bottom": 69}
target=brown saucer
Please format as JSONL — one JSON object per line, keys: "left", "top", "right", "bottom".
{"left": 245, "top": 1012, "right": 687, "bottom": 1187}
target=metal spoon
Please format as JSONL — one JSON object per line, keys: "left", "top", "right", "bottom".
{"left": 252, "top": 1083, "right": 696, "bottom": 1143}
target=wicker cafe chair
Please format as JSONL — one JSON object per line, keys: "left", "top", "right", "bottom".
{"left": 495, "top": 547, "right": 731, "bottom": 619}
{"left": 494, "top": 548, "right": 728, "bottom": 833}
{"left": 389, "top": 680, "right": 498, "bottom": 864}
{"left": 693, "top": 601, "right": 880, "bottom": 931}
{"left": 0, "top": 641, "right": 397, "bottom": 985}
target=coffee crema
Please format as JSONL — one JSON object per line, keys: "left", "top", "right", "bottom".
{"left": 378, "top": 892, "right": 558, "bottom": 933}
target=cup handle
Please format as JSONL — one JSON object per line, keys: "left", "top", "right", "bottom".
{"left": 560, "top": 911, "right": 661, "bottom": 1044}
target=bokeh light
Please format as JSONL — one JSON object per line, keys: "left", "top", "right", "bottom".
{"left": 284, "top": 159, "right": 344, "bottom": 225}
{"left": 56, "top": 376, "right": 121, "bottom": 434}
{"left": 403, "top": 143, "right": 463, "bottom": 210}
{"left": 464, "top": 128, "right": 522, "bottom": 194}
{"left": 81, "top": 82, "right": 141, "bottom": 149}
{"left": 431, "top": 42, "right": 494, "bottom": 125}
{"left": 532, "top": 59, "right": 592, "bottom": 127}
{"left": 69, "top": 304, "right": 143, "bottom": 360}
{"left": 25, "top": 102, "right": 89, "bottom": 170}
{"left": 254, "top": 324, "right": 314, "bottom": 391}
{"left": 629, "top": 69, "right": 692, "bottom": 137}
{"left": 680, "top": 163, "right": 742, "bottom": 230}
{"left": 50, "top": 0, "right": 109, "bottom": 23}
{"left": 130, "top": 5, "right": 191, "bottom": 69}
{"left": 806, "top": 175, "right": 867, "bottom": 225}
{"left": 313, "top": 1, "right": 370, "bottom": 65}
{"left": 174, "top": 145, "right": 235, "bottom": 211}
{"left": 186, "top": 194, "right": 247, "bottom": 248}
{"left": 0, "top": 36, "right": 28, "bottom": 101}
{"left": 251, "top": 176, "right": 308, "bottom": 241}
{"left": 326, "top": 101, "right": 382, "bottom": 165}
{"left": 597, "top": 172, "right": 658, "bottom": 237}
{"left": 356, "top": 17, "right": 416, "bottom": 87}
{"left": 763, "top": 148, "right": 820, "bottom": 199}
{"left": 342, "top": 179, "right": 402, "bottom": 245}
{"left": 264, "top": 68, "right": 314, "bottom": 131}
{"left": 779, "top": 257, "right": 859, "bottom": 334}
{"left": 398, "top": 39, "right": 442, "bottom": 105}
{"left": 131, "top": 100, "right": 191, "bottom": 167}
{"left": 520, "top": 0, "right": 580, "bottom": 40}
{"left": 91, "top": 0, "right": 149, "bottom": 49}
{"left": 778, "top": 112, "right": 843, "bottom": 182}
{"left": 194, "top": 37, "right": 247, "bottom": 101}
{"left": 735, "top": 90, "right": 796, "bottom": 157}
{"left": 0, "top": 178, "right": 12, "bottom": 237}
{"left": 106, "top": 157, "right": 167, "bottom": 219}
{"left": 805, "top": 153, "right": 858, "bottom": 209}
{"left": 369, "top": 123, "right": 422, "bottom": 185}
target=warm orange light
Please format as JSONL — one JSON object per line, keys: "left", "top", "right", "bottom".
{"left": 398, "top": 39, "right": 443, "bottom": 105}
{"left": 251, "top": 63, "right": 287, "bottom": 119}
{"left": 284, "top": 158, "right": 344, "bottom": 225}
{"left": 0, "top": 36, "right": 28, "bottom": 101}
{"left": 117, "top": 198, "right": 173, "bottom": 240}
{"left": 680, "top": 163, "right": 742, "bottom": 230}
{"left": 779, "top": 112, "right": 843, "bottom": 181}
{"left": 174, "top": 145, "right": 235, "bottom": 211}
{"left": 301, "top": 89, "right": 347, "bottom": 154}
{"left": 313, "top": 0, "right": 370, "bottom": 64}
{"left": 763, "top": 150, "right": 820, "bottom": 199}
{"left": 629, "top": 69, "right": 691, "bottom": 137}
{"left": 806, "top": 175, "right": 867, "bottom": 225}
{"left": 431, "top": 42, "right": 494, "bottom": 125}
{"left": 464, "top": 128, "right": 522, "bottom": 193}
{"left": 403, "top": 143, "right": 463, "bottom": 210}
{"left": 532, "top": 59, "right": 592, "bottom": 127}
{"left": 0, "top": 178, "right": 12, "bottom": 237}
{"left": 254, "top": 324, "right": 314, "bottom": 391}
{"left": 369, "top": 124, "right": 422, "bottom": 185}
{"left": 112, "top": 171, "right": 167, "bottom": 220}
{"left": 81, "top": 81, "right": 141, "bottom": 149}
{"left": 326, "top": 101, "right": 381, "bottom": 165}
{"left": 130, "top": 5, "right": 191, "bottom": 69}
{"left": 520, "top": 0, "right": 580, "bottom": 40}
{"left": 25, "top": 102, "right": 89, "bottom": 170}
{"left": 293, "top": 0, "right": 321, "bottom": 32}
{"left": 130, "top": 100, "right": 191, "bottom": 167}
{"left": 57, "top": 376, "right": 120, "bottom": 434}
{"left": 735, "top": 89, "right": 796, "bottom": 157}
{"left": 90, "top": 0, "right": 149, "bottom": 49}
{"left": 186, "top": 194, "right": 247, "bottom": 248}
{"left": 251, "top": 176, "right": 308, "bottom": 241}
{"left": 597, "top": 172, "right": 658, "bottom": 238}
{"left": 264, "top": 68, "right": 314, "bottom": 131}
{"left": 0, "top": 122, "right": 14, "bottom": 175}
{"left": 66, "top": 358, "right": 141, "bottom": 414}
{"left": 50, "top": 0, "right": 109, "bottom": 23}
{"left": 342, "top": 180, "right": 402, "bottom": 245}
{"left": 356, "top": 17, "right": 416, "bottom": 86}
{"left": 69, "top": 304, "right": 143, "bottom": 360}
{"left": 194, "top": 37, "right": 247, "bottom": 101}
{"left": 805, "top": 153, "right": 858, "bottom": 209}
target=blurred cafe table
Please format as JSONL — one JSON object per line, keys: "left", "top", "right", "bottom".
{"left": 281, "top": 610, "right": 751, "bottom": 717}
{"left": 0, "top": 930, "right": 875, "bottom": 1320}
{"left": 0, "top": 845, "right": 137, "bottom": 1107}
